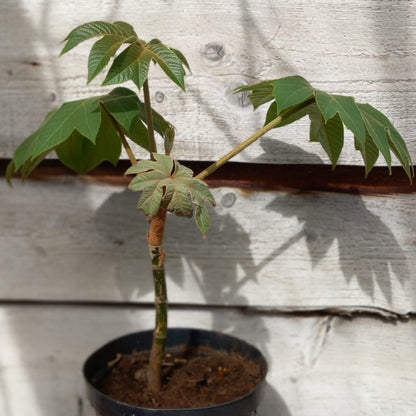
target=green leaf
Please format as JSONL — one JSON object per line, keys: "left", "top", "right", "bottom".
{"left": 309, "top": 106, "right": 344, "bottom": 168}
{"left": 11, "top": 108, "right": 57, "bottom": 169}
{"left": 163, "top": 125, "right": 175, "bottom": 155}
{"left": 103, "top": 41, "right": 152, "bottom": 88}
{"left": 103, "top": 39, "right": 187, "bottom": 90}
{"left": 55, "top": 106, "right": 121, "bottom": 173}
{"left": 195, "top": 204, "right": 211, "bottom": 235}
{"left": 99, "top": 88, "right": 151, "bottom": 150}
{"left": 147, "top": 40, "right": 187, "bottom": 90}
{"left": 12, "top": 97, "right": 105, "bottom": 170}
{"left": 6, "top": 160, "right": 15, "bottom": 184}
{"left": 88, "top": 35, "right": 131, "bottom": 83}
{"left": 9, "top": 88, "right": 153, "bottom": 177}
{"left": 354, "top": 133, "right": 380, "bottom": 177}
{"left": 357, "top": 103, "right": 391, "bottom": 170}
{"left": 171, "top": 47, "right": 191, "bottom": 72}
{"left": 61, "top": 21, "right": 188, "bottom": 91}
{"left": 112, "top": 21, "right": 136, "bottom": 36}
{"left": 265, "top": 100, "right": 312, "bottom": 127}
{"left": 234, "top": 81, "right": 275, "bottom": 109}
{"left": 61, "top": 21, "right": 137, "bottom": 55}
{"left": 316, "top": 91, "right": 366, "bottom": 146}
{"left": 127, "top": 154, "right": 215, "bottom": 233}
{"left": 272, "top": 76, "right": 315, "bottom": 114}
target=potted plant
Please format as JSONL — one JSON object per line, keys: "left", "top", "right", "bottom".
{"left": 7, "top": 21, "right": 413, "bottom": 415}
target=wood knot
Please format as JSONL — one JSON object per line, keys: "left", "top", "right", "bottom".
{"left": 155, "top": 91, "right": 165, "bottom": 103}
{"left": 202, "top": 42, "right": 225, "bottom": 63}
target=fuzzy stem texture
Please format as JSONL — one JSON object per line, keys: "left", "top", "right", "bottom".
{"left": 147, "top": 207, "right": 168, "bottom": 393}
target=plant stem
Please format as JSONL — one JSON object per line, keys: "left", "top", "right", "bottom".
{"left": 143, "top": 79, "right": 157, "bottom": 155}
{"left": 142, "top": 80, "right": 169, "bottom": 393}
{"left": 100, "top": 103, "right": 137, "bottom": 166}
{"left": 196, "top": 98, "right": 314, "bottom": 180}
{"left": 147, "top": 207, "right": 168, "bottom": 393}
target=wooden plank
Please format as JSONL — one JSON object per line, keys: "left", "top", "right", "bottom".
{"left": 0, "top": 304, "right": 415, "bottom": 416}
{"left": 1, "top": 178, "right": 415, "bottom": 316}
{"left": 1, "top": 0, "right": 415, "bottom": 163}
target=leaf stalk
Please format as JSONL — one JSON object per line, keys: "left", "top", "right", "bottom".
{"left": 143, "top": 80, "right": 157, "bottom": 156}
{"left": 196, "top": 98, "right": 315, "bottom": 180}
{"left": 100, "top": 103, "right": 137, "bottom": 165}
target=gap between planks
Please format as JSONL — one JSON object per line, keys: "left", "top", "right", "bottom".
{"left": 1, "top": 158, "right": 415, "bottom": 194}
{"left": 0, "top": 299, "right": 413, "bottom": 321}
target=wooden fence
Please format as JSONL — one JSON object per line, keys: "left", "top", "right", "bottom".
{"left": 1, "top": 1, "right": 415, "bottom": 415}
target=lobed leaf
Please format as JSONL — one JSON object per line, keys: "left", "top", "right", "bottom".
{"left": 8, "top": 88, "right": 166, "bottom": 178}
{"left": 354, "top": 133, "right": 380, "bottom": 177}
{"left": 316, "top": 91, "right": 366, "bottom": 146}
{"left": 309, "top": 106, "right": 344, "bottom": 168}
{"left": 61, "top": 21, "right": 137, "bottom": 55}
{"left": 127, "top": 154, "right": 215, "bottom": 234}
{"left": 103, "top": 39, "right": 187, "bottom": 90}
{"left": 147, "top": 40, "right": 186, "bottom": 90}
{"left": 61, "top": 21, "right": 188, "bottom": 91}
{"left": 265, "top": 100, "right": 312, "bottom": 128}
{"left": 238, "top": 76, "right": 412, "bottom": 179}
{"left": 55, "top": 107, "right": 121, "bottom": 173}
{"left": 103, "top": 42, "right": 152, "bottom": 88}
{"left": 272, "top": 76, "right": 315, "bottom": 114}
{"left": 88, "top": 35, "right": 132, "bottom": 83}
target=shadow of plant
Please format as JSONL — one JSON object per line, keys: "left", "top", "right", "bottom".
{"left": 266, "top": 190, "right": 410, "bottom": 305}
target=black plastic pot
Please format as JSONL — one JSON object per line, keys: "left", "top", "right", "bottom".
{"left": 83, "top": 328, "right": 268, "bottom": 416}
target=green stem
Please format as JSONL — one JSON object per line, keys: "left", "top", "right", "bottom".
{"left": 143, "top": 79, "right": 157, "bottom": 156}
{"left": 147, "top": 208, "right": 168, "bottom": 393}
{"left": 100, "top": 103, "right": 137, "bottom": 166}
{"left": 196, "top": 98, "right": 314, "bottom": 180}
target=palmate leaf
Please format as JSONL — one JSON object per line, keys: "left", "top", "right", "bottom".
{"left": 265, "top": 100, "right": 312, "bottom": 128}
{"left": 8, "top": 88, "right": 174, "bottom": 178}
{"left": 315, "top": 91, "right": 366, "bottom": 146}
{"left": 354, "top": 133, "right": 380, "bottom": 177}
{"left": 127, "top": 154, "right": 215, "bottom": 234}
{"left": 55, "top": 107, "right": 121, "bottom": 173}
{"left": 238, "top": 76, "right": 413, "bottom": 180}
{"left": 61, "top": 21, "right": 188, "bottom": 91}
{"left": 88, "top": 35, "right": 132, "bottom": 83}
{"left": 272, "top": 76, "right": 315, "bottom": 114}
{"left": 309, "top": 107, "right": 344, "bottom": 168}
{"left": 61, "top": 21, "right": 137, "bottom": 55}
{"left": 103, "top": 39, "right": 187, "bottom": 90}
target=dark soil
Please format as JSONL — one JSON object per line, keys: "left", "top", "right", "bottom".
{"left": 99, "top": 344, "right": 266, "bottom": 409}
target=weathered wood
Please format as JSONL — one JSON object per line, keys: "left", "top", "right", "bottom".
{"left": 1, "top": 0, "right": 415, "bottom": 163}
{"left": 2, "top": 178, "right": 415, "bottom": 317}
{"left": 0, "top": 304, "right": 415, "bottom": 416}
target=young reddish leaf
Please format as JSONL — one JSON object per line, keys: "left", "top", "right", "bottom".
{"left": 127, "top": 154, "right": 215, "bottom": 233}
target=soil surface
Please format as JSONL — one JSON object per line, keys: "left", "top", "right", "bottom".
{"left": 100, "top": 344, "right": 266, "bottom": 409}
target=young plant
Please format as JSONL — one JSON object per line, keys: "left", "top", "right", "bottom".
{"left": 7, "top": 21, "right": 413, "bottom": 394}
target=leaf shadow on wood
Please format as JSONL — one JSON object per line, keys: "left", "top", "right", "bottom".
{"left": 256, "top": 137, "right": 411, "bottom": 306}
{"left": 94, "top": 189, "right": 292, "bottom": 415}
{"left": 265, "top": 187, "right": 410, "bottom": 307}
{"left": 94, "top": 188, "right": 264, "bottom": 317}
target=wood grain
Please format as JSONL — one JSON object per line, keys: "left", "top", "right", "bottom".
{"left": 1, "top": 0, "right": 415, "bottom": 163}
{"left": 2, "top": 179, "right": 415, "bottom": 317}
{"left": 1, "top": 304, "right": 415, "bottom": 416}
